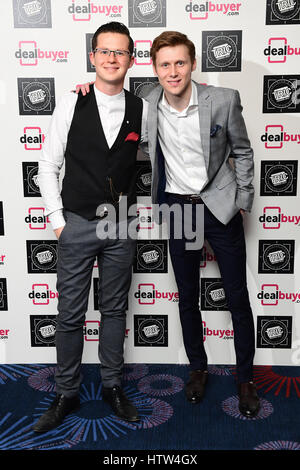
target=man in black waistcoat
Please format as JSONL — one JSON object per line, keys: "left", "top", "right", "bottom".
{"left": 34, "top": 22, "right": 147, "bottom": 433}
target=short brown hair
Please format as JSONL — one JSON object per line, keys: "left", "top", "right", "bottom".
{"left": 92, "top": 22, "right": 134, "bottom": 55}
{"left": 150, "top": 31, "right": 196, "bottom": 66}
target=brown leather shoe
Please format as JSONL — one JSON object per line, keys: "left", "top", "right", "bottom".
{"left": 185, "top": 370, "right": 208, "bottom": 404}
{"left": 238, "top": 382, "right": 260, "bottom": 418}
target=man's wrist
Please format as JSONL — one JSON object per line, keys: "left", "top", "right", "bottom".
{"left": 236, "top": 190, "right": 253, "bottom": 213}
{"left": 48, "top": 209, "right": 65, "bottom": 231}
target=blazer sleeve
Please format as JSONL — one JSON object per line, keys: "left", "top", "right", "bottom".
{"left": 226, "top": 90, "right": 254, "bottom": 212}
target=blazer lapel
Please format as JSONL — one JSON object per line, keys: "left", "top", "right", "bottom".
{"left": 144, "top": 84, "right": 163, "bottom": 204}
{"left": 147, "top": 85, "right": 163, "bottom": 164}
{"left": 197, "top": 83, "right": 211, "bottom": 175}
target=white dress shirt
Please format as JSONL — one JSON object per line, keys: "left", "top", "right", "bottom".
{"left": 157, "top": 81, "right": 208, "bottom": 195}
{"left": 38, "top": 87, "right": 148, "bottom": 229}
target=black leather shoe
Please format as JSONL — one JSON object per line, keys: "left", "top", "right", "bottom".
{"left": 33, "top": 394, "right": 80, "bottom": 433}
{"left": 238, "top": 382, "right": 260, "bottom": 418}
{"left": 185, "top": 370, "right": 208, "bottom": 404}
{"left": 102, "top": 386, "right": 140, "bottom": 422}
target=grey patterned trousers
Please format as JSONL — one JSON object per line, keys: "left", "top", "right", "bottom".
{"left": 54, "top": 210, "right": 136, "bottom": 397}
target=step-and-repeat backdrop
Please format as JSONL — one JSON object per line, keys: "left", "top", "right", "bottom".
{"left": 0, "top": 0, "right": 299, "bottom": 367}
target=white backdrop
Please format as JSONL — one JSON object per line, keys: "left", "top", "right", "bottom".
{"left": 0, "top": 0, "right": 299, "bottom": 367}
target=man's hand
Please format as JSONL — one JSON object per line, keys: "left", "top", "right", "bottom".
{"left": 240, "top": 209, "right": 246, "bottom": 217}
{"left": 75, "top": 82, "right": 94, "bottom": 95}
{"left": 54, "top": 226, "right": 65, "bottom": 239}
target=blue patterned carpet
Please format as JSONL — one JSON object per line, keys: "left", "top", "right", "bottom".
{"left": 0, "top": 363, "right": 300, "bottom": 452}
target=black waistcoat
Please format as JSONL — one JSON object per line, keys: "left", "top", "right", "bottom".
{"left": 61, "top": 85, "right": 143, "bottom": 220}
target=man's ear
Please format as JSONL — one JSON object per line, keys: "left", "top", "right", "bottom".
{"left": 152, "top": 63, "right": 157, "bottom": 76}
{"left": 128, "top": 54, "right": 135, "bottom": 69}
{"left": 192, "top": 59, "right": 197, "bottom": 72}
{"left": 89, "top": 51, "right": 95, "bottom": 68}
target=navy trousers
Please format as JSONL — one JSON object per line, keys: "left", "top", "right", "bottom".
{"left": 166, "top": 193, "right": 255, "bottom": 383}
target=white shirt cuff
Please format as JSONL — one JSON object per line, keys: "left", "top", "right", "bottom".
{"left": 48, "top": 209, "right": 66, "bottom": 231}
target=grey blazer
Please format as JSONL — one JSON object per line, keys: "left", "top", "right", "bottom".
{"left": 143, "top": 81, "right": 254, "bottom": 225}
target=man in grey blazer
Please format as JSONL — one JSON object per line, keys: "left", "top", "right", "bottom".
{"left": 145, "top": 31, "right": 259, "bottom": 418}
{"left": 77, "top": 30, "right": 260, "bottom": 418}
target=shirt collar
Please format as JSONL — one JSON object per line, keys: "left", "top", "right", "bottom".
{"left": 161, "top": 81, "right": 198, "bottom": 116}
{"left": 94, "top": 85, "right": 125, "bottom": 106}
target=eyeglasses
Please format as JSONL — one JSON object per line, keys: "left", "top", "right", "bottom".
{"left": 93, "top": 48, "right": 131, "bottom": 58}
